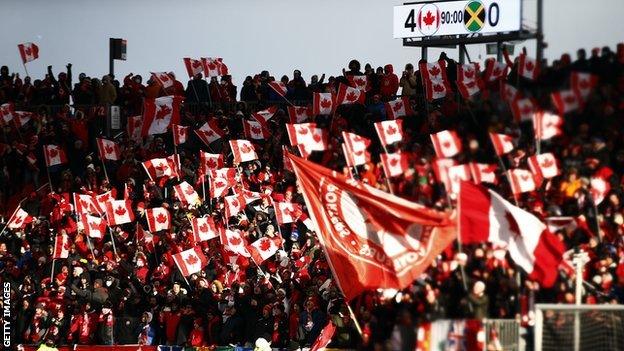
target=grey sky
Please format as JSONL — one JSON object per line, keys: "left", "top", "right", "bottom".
{"left": 1, "top": 0, "right": 623, "bottom": 85}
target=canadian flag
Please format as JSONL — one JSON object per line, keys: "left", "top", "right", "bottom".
{"left": 348, "top": 75, "right": 370, "bottom": 91}
{"left": 456, "top": 63, "right": 481, "bottom": 99}
{"left": 287, "top": 123, "right": 324, "bottom": 146}
{"left": 94, "top": 191, "right": 113, "bottom": 214}
{"left": 336, "top": 84, "right": 366, "bottom": 105}
{"left": 52, "top": 233, "right": 71, "bottom": 259}
{"left": 81, "top": 214, "right": 106, "bottom": 239}
{"left": 448, "top": 164, "right": 472, "bottom": 194}
{"left": 511, "top": 98, "right": 537, "bottom": 122}
{"left": 459, "top": 181, "right": 565, "bottom": 287}
{"left": 43, "top": 145, "right": 68, "bottom": 167}
{"left": 570, "top": 72, "right": 598, "bottom": 101}
{"left": 385, "top": 97, "right": 413, "bottom": 119}
{"left": 374, "top": 120, "right": 404, "bottom": 146}
{"left": 18, "top": 42, "right": 39, "bottom": 63}
{"left": 268, "top": 81, "right": 288, "bottom": 97}
{"left": 195, "top": 120, "right": 226, "bottom": 146}
{"left": 274, "top": 202, "right": 303, "bottom": 224}
{"left": 469, "top": 163, "right": 498, "bottom": 184}
{"left": 0, "top": 103, "right": 13, "bottom": 124}
{"left": 105, "top": 200, "right": 134, "bottom": 226}
{"left": 229, "top": 140, "right": 258, "bottom": 164}
{"left": 430, "top": 130, "right": 462, "bottom": 158}
{"left": 251, "top": 106, "right": 278, "bottom": 124}
{"left": 243, "top": 119, "right": 270, "bottom": 140}
{"left": 506, "top": 169, "right": 536, "bottom": 194}
{"left": 209, "top": 168, "right": 237, "bottom": 198}
{"left": 142, "top": 156, "right": 179, "bottom": 181}
{"left": 420, "top": 60, "right": 452, "bottom": 101}
{"left": 518, "top": 54, "right": 539, "bottom": 80}
{"left": 433, "top": 158, "right": 457, "bottom": 191}
{"left": 551, "top": 90, "right": 580, "bottom": 115}
{"left": 73, "top": 193, "right": 102, "bottom": 215}
{"left": 224, "top": 193, "right": 246, "bottom": 218}
{"left": 220, "top": 229, "right": 251, "bottom": 257}
{"left": 500, "top": 82, "right": 519, "bottom": 103}
{"left": 142, "top": 96, "right": 183, "bottom": 136}
{"left": 342, "top": 143, "right": 370, "bottom": 167}
{"left": 13, "top": 111, "right": 32, "bottom": 128}
{"left": 312, "top": 92, "right": 335, "bottom": 115}
{"left": 247, "top": 236, "right": 283, "bottom": 265}
{"left": 7, "top": 207, "right": 33, "bottom": 229}
{"left": 145, "top": 207, "right": 171, "bottom": 232}
{"left": 483, "top": 59, "right": 508, "bottom": 82}
{"left": 96, "top": 138, "right": 121, "bottom": 161}
{"left": 172, "top": 247, "right": 209, "bottom": 277}
{"left": 183, "top": 58, "right": 204, "bottom": 78}
{"left": 343, "top": 132, "right": 371, "bottom": 153}
{"left": 310, "top": 322, "right": 337, "bottom": 351}
{"left": 199, "top": 151, "right": 224, "bottom": 176}
{"left": 127, "top": 115, "right": 143, "bottom": 141}
{"left": 590, "top": 177, "right": 610, "bottom": 205}
{"left": 151, "top": 72, "right": 174, "bottom": 89}
{"left": 292, "top": 125, "right": 328, "bottom": 157}
{"left": 173, "top": 181, "right": 201, "bottom": 207}
{"left": 380, "top": 152, "right": 410, "bottom": 178}
{"left": 423, "top": 78, "right": 452, "bottom": 101}
{"left": 287, "top": 106, "right": 311, "bottom": 123}
{"left": 172, "top": 124, "right": 189, "bottom": 146}
{"left": 191, "top": 216, "right": 222, "bottom": 242}
{"left": 489, "top": 132, "right": 515, "bottom": 156}
{"left": 528, "top": 153, "right": 560, "bottom": 183}
{"left": 533, "top": 111, "right": 563, "bottom": 141}
{"left": 201, "top": 57, "right": 228, "bottom": 77}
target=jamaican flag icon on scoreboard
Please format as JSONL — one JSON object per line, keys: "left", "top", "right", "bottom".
{"left": 464, "top": 1, "right": 486, "bottom": 32}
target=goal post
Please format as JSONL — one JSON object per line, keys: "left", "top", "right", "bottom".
{"left": 535, "top": 304, "right": 624, "bottom": 351}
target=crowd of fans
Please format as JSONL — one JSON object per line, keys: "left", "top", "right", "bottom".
{"left": 1, "top": 43, "right": 624, "bottom": 351}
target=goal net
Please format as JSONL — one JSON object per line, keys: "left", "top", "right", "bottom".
{"left": 535, "top": 304, "right": 624, "bottom": 351}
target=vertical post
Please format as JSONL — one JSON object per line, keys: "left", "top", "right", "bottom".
{"left": 459, "top": 44, "right": 466, "bottom": 64}
{"left": 497, "top": 42, "right": 503, "bottom": 62}
{"left": 536, "top": 0, "right": 544, "bottom": 63}
{"left": 421, "top": 46, "right": 428, "bottom": 61}
{"left": 109, "top": 38, "right": 115, "bottom": 78}
{"left": 573, "top": 251, "right": 585, "bottom": 351}
{"left": 535, "top": 307, "right": 543, "bottom": 351}
{"left": 50, "top": 258, "right": 56, "bottom": 282}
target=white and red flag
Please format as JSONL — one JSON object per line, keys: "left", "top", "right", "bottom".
{"left": 433, "top": 158, "right": 457, "bottom": 191}
{"left": 7, "top": 207, "right": 33, "bottom": 229}
{"left": 380, "top": 152, "right": 410, "bottom": 178}
{"left": 448, "top": 164, "right": 472, "bottom": 195}
{"left": 18, "top": 42, "right": 39, "bottom": 63}
{"left": 590, "top": 177, "right": 610, "bottom": 205}
{"left": 251, "top": 106, "right": 278, "bottom": 124}
{"left": 374, "top": 120, "right": 404, "bottom": 146}
{"left": 201, "top": 57, "right": 229, "bottom": 77}
{"left": 528, "top": 153, "right": 560, "bottom": 182}
{"left": 347, "top": 75, "right": 370, "bottom": 91}
{"left": 151, "top": 72, "right": 174, "bottom": 89}
{"left": 0, "top": 103, "right": 13, "bottom": 124}
{"left": 191, "top": 216, "right": 222, "bottom": 242}
{"left": 172, "top": 247, "right": 209, "bottom": 277}
{"left": 127, "top": 116, "right": 143, "bottom": 141}
{"left": 142, "top": 96, "right": 182, "bottom": 136}
{"left": 518, "top": 54, "right": 539, "bottom": 80}
{"left": 511, "top": 98, "right": 537, "bottom": 122}
{"left": 142, "top": 156, "right": 179, "bottom": 181}
{"left": 81, "top": 214, "right": 106, "bottom": 239}
{"left": 469, "top": 163, "right": 498, "bottom": 184}
{"left": 570, "top": 72, "right": 598, "bottom": 101}
{"left": 208, "top": 168, "right": 237, "bottom": 198}
{"left": 199, "top": 151, "right": 224, "bottom": 176}
{"left": 310, "top": 322, "right": 337, "bottom": 351}
{"left": 420, "top": 60, "right": 452, "bottom": 101}
{"left": 336, "top": 84, "right": 366, "bottom": 105}
{"left": 551, "top": 90, "right": 580, "bottom": 115}
{"left": 94, "top": 191, "right": 113, "bottom": 214}
{"left": 287, "top": 153, "right": 454, "bottom": 301}
{"left": 287, "top": 106, "right": 311, "bottom": 123}
{"left": 73, "top": 193, "right": 101, "bottom": 215}
{"left": 183, "top": 58, "right": 204, "bottom": 78}
{"left": 342, "top": 143, "right": 370, "bottom": 167}
{"left": 145, "top": 207, "right": 171, "bottom": 232}
{"left": 224, "top": 193, "right": 246, "bottom": 218}
{"left": 268, "top": 81, "right": 288, "bottom": 97}
{"left": 385, "top": 97, "right": 413, "bottom": 119}
{"left": 456, "top": 63, "right": 481, "bottom": 99}
{"left": 342, "top": 132, "right": 371, "bottom": 153}
{"left": 247, "top": 236, "right": 283, "bottom": 265}
{"left": 483, "top": 59, "right": 508, "bottom": 82}
{"left": 243, "top": 119, "right": 270, "bottom": 140}
{"left": 52, "top": 233, "right": 70, "bottom": 259}
{"left": 173, "top": 181, "right": 201, "bottom": 207}
{"left": 459, "top": 181, "right": 565, "bottom": 287}
{"left": 172, "top": 124, "right": 189, "bottom": 146}
{"left": 430, "top": 130, "right": 462, "bottom": 158}
{"left": 96, "top": 138, "right": 121, "bottom": 161}
{"left": 312, "top": 92, "right": 335, "bottom": 115}
{"left": 13, "top": 111, "right": 32, "bottom": 128}
{"left": 489, "top": 132, "right": 515, "bottom": 156}
{"left": 533, "top": 111, "right": 563, "bottom": 141}
{"left": 500, "top": 82, "right": 519, "bottom": 103}
{"left": 229, "top": 140, "right": 258, "bottom": 164}
{"left": 105, "top": 200, "right": 134, "bottom": 226}
{"left": 220, "top": 229, "right": 251, "bottom": 257}
{"left": 506, "top": 169, "right": 536, "bottom": 195}
{"left": 195, "top": 120, "right": 226, "bottom": 146}
{"left": 43, "top": 145, "right": 67, "bottom": 167}
{"left": 286, "top": 123, "right": 328, "bottom": 154}
{"left": 274, "top": 202, "right": 303, "bottom": 224}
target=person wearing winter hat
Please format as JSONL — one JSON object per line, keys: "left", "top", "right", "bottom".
{"left": 138, "top": 311, "right": 155, "bottom": 345}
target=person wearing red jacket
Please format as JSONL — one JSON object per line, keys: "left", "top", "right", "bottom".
{"left": 380, "top": 64, "right": 399, "bottom": 100}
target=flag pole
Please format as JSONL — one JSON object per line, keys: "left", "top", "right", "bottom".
{"left": 101, "top": 158, "right": 110, "bottom": 183}
{"left": 378, "top": 143, "right": 395, "bottom": 195}
{"left": 22, "top": 62, "right": 29, "bottom": 78}
{"left": 46, "top": 166, "right": 54, "bottom": 192}
{"left": 109, "top": 227, "right": 119, "bottom": 259}
{"left": 50, "top": 258, "right": 56, "bottom": 282}
{"left": 85, "top": 233, "right": 96, "bottom": 260}
{"left": 0, "top": 205, "right": 20, "bottom": 237}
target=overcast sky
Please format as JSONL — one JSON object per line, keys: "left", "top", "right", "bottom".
{"left": 2, "top": 0, "right": 623, "bottom": 84}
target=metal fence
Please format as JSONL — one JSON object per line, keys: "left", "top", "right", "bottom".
{"left": 483, "top": 319, "right": 521, "bottom": 351}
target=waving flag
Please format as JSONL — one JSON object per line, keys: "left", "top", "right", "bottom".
{"left": 347, "top": 75, "right": 370, "bottom": 91}
{"left": 18, "top": 42, "right": 39, "bottom": 63}
{"left": 105, "top": 200, "right": 135, "bottom": 226}
{"left": 81, "top": 214, "right": 107, "bottom": 239}
{"left": 201, "top": 57, "right": 228, "bottom": 77}
{"left": 336, "top": 84, "right": 366, "bottom": 105}
{"left": 430, "top": 130, "right": 462, "bottom": 158}
{"left": 172, "top": 124, "right": 189, "bottom": 146}
{"left": 94, "top": 191, "right": 113, "bottom": 214}
{"left": 287, "top": 106, "right": 312, "bottom": 123}
{"left": 511, "top": 98, "right": 537, "bottom": 122}
{"left": 489, "top": 132, "right": 515, "bottom": 156}
{"left": 145, "top": 207, "right": 171, "bottom": 232}
{"left": 73, "top": 193, "right": 102, "bottom": 215}
{"left": 142, "top": 96, "right": 183, "bottom": 136}
{"left": 195, "top": 120, "right": 226, "bottom": 146}
{"left": 208, "top": 168, "right": 237, "bottom": 198}
{"left": 52, "top": 233, "right": 70, "bottom": 259}
{"left": 533, "top": 111, "right": 563, "bottom": 141}
{"left": 310, "top": 322, "right": 337, "bottom": 351}
{"left": 518, "top": 54, "right": 539, "bottom": 80}
{"left": 183, "top": 58, "right": 204, "bottom": 78}
{"left": 459, "top": 181, "right": 564, "bottom": 287}
{"left": 288, "top": 153, "right": 454, "bottom": 301}
{"left": 224, "top": 193, "right": 246, "bottom": 218}
{"left": 7, "top": 207, "right": 34, "bottom": 229}
{"left": 268, "top": 81, "right": 288, "bottom": 97}
{"left": 243, "top": 119, "right": 270, "bottom": 140}
{"left": 43, "top": 145, "right": 67, "bottom": 167}
{"left": 127, "top": 115, "right": 143, "bottom": 141}
{"left": 0, "top": 103, "right": 13, "bottom": 124}
{"left": 312, "top": 92, "right": 335, "bottom": 115}
{"left": 199, "top": 151, "right": 224, "bottom": 176}
{"left": 274, "top": 202, "right": 303, "bottom": 224}
{"left": 506, "top": 169, "right": 536, "bottom": 195}
{"left": 433, "top": 158, "right": 457, "bottom": 191}
{"left": 220, "top": 229, "right": 251, "bottom": 257}
{"left": 247, "top": 236, "right": 283, "bottom": 265}
{"left": 483, "top": 58, "right": 508, "bottom": 82}
{"left": 469, "top": 163, "right": 498, "bottom": 184}
{"left": 229, "top": 140, "right": 258, "bottom": 164}
{"left": 551, "top": 90, "right": 580, "bottom": 115}
{"left": 96, "top": 138, "right": 121, "bottom": 161}
{"left": 420, "top": 60, "right": 452, "bottom": 101}
{"left": 456, "top": 63, "right": 481, "bottom": 99}
{"left": 173, "top": 181, "right": 201, "bottom": 207}
{"left": 380, "top": 152, "right": 410, "bottom": 178}
{"left": 385, "top": 97, "right": 413, "bottom": 119}
{"left": 172, "top": 247, "right": 209, "bottom": 277}
{"left": 374, "top": 120, "right": 404, "bottom": 146}
{"left": 251, "top": 106, "right": 278, "bottom": 124}
{"left": 570, "top": 72, "right": 598, "bottom": 101}
{"left": 191, "top": 216, "right": 222, "bottom": 242}
{"left": 448, "top": 164, "right": 472, "bottom": 195}
{"left": 13, "top": 111, "right": 32, "bottom": 128}
{"left": 142, "top": 156, "right": 179, "bottom": 181}
{"left": 528, "top": 153, "right": 560, "bottom": 183}
{"left": 151, "top": 72, "right": 174, "bottom": 89}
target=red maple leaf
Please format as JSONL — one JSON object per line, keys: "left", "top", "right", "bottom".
{"left": 433, "top": 84, "right": 445, "bottom": 92}
{"left": 312, "top": 133, "right": 322, "bottom": 143}
{"left": 423, "top": 11, "right": 436, "bottom": 26}
{"left": 520, "top": 105, "right": 533, "bottom": 115}
{"left": 206, "top": 158, "right": 217, "bottom": 169}
{"left": 297, "top": 127, "right": 308, "bottom": 135}
{"left": 205, "top": 129, "right": 215, "bottom": 137}
{"left": 564, "top": 95, "right": 576, "bottom": 104}
{"left": 389, "top": 158, "right": 398, "bottom": 167}
{"left": 429, "top": 65, "right": 441, "bottom": 77}
{"left": 114, "top": 206, "right": 127, "bottom": 216}
{"left": 464, "top": 69, "right": 474, "bottom": 79}
{"left": 320, "top": 99, "right": 332, "bottom": 109}
{"left": 156, "top": 105, "right": 172, "bottom": 120}
{"left": 240, "top": 144, "right": 252, "bottom": 154}
{"left": 155, "top": 213, "right": 168, "bottom": 224}
{"left": 525, "top": 61, "right": 534, "bottom": 71}
{"left": 155, "top": 163, "right": 169, "bottom": 174}
{"left": 48, "top": 148, "right": 58, "bottom": 158}
{"left": 185, "top": 185, "right": 195, "bottom": 195}
{"left": 251, "top": 126, "right": 262, "bottom": 135}
{"left": 24, "top": 47, "right": 31, "bottom": 56}
{"left": 192, "top": 60, "right": 202, "bottom": 69}
{"left": 482, "top": 165, "right": 495, "bottom": 174}
{"left": 345, "top": 91, "right": 358, "bottom": 102}
{"left": 354, "top": 78, "right": 366, "bottom": 87}
{"left": 229, "top": 236, "right": 241, "bottom": 246}
{"left": 502, "top": 135, "right": 513, "bottom": 143}
{"left": 296, "top": 107, "right": 307, "bottom": 115}
{"left": 492, "top": 67, "right": 502, "bottom": 76}
{"left": 99, "top": 193, "right": 111, "bottom": 202}
{"left": 465, "top": 81, "right": 476, "bottom": 88}
{"left": 442, "top": 141, "right": 451, "bottom": 149}
{"left": 185, "top": 254, "right": 199, "bottom": 265}
{"left": 386, "top": 126, "right": 397, "bottom": 135}
{"left": 207, "top": 62, "right": 217, "bottom": 70}
{"left": 392, "top": 101, "right": 403, "bottom": 112}
{"left": 12, "top": 216, "right": 23, "bottom": 225}
{"left": 354, "top": 150, "right": 364, "bottom": 156}
{"left": 104, "top": 145, "right": 114, "bottom": 154}
{"left": 214, "top": 180, "right": 226, "bottom": 188}
{"left": 230, "top": 199, "right": 239, "bottom": 208}
{"left": 198, "top": 223, "right": 208, "bottom": 233}
{"left": 504, "top": 211, "right": 522, "bottom": 238}
{"left": 178, "top": 129, "right": 187, "bottom": 138}
{"left": 579, "top": 79, "right": 590, "bottom": 89}
{"left": 520, "top": 174, "right": 530, "bottom": 182}
{"left": 63, "top": 240, "right": 71, "bottom": 251}
{"left": 89, "top": 222, "right": 100, "bottom": 231}
{"left": 259, "top": 238, "right": 272, "bottom": 252}
{"left": 540, "top": 157, "right": 554, "bottom": 168}
{"left": 134, "top": 119, "right": 142, "bottom": 128}
{"left": 80, "top": 200, "right": 89, "bottom": 209}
